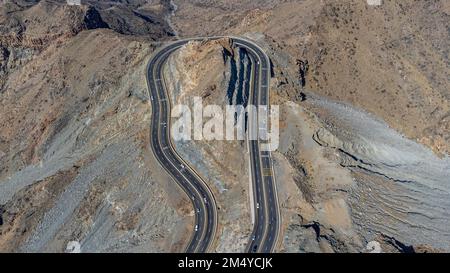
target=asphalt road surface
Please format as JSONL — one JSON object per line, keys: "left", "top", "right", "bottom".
{"left": 146, "top": 37, "right": 280, "bottom": 253}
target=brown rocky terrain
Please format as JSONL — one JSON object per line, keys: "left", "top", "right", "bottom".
{"left": 0, "top": 0, "right": 191, "bottom": 252}
{"left": 172, "top": 0, "right": 450, "bottom": 156}
{"left": 169, "top": 0, "right": 450, "bottom": 252}
{"left": 0, "top": 0, "right": 449, "bottom": 253}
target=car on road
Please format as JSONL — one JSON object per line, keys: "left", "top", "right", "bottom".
{"left": 252, "top": 244, "right": 258, "bottom": 252}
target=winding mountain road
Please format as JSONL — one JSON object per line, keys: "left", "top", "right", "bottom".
{"left": 146, "top": 37, "right": 280, "bottom": 253}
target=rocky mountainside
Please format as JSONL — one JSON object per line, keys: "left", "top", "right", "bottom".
{"left": 0, "top": 0, "right": 449, "bottom": 253}
{"left": 170, "top": 0, "right": 450, "bottom": 252}
{"left": 0, "top": 0, "right": 190, "bottom": 252}
{"left": 172, "top": 0, "right": 450, "bottom": 156}
{"left": 0, "top": 0, "right": 174, "bottom": 89}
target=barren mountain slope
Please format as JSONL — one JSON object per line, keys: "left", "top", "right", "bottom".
{"left": 0, "top": 0, "right": 191, "bottom": 252}
{"left": 170, "top": 0, "right": 450, "bottom": 252}
{"left": 172, "top": 0, "right": 449, "bottom": 156}
{"left": 0, "top": 0, "right": 448, "bottom": 253}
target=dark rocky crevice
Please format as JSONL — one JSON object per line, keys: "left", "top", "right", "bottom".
{"left": 225, "top": 48, "right": 237, "bottom": 105}
{"left": 302, "top": 221, "right": 321, "bottom": 241}
{"left": 296, "top": 59, "right": 309, "bottom": 87}
{"left": 301, "top": 221, "right": 350, "bottom": 252}
{"left": 236, "top": 48, "right": 246, "bottom": 106}
{"left": 83, "top": 6, "right": 109, "bottom": 30}
{"left": 0, "top": 207, "right": 4, "bottom": 226}
{"left": 381, "top": 235, "right": 415, "bottom": 253}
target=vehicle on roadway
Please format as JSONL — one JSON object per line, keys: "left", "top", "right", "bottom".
{"left": 252, "top": 245, "right": 258, "bottom": 252}
{"left": 146, "top": 36, "right": 280, "bottom": 253}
